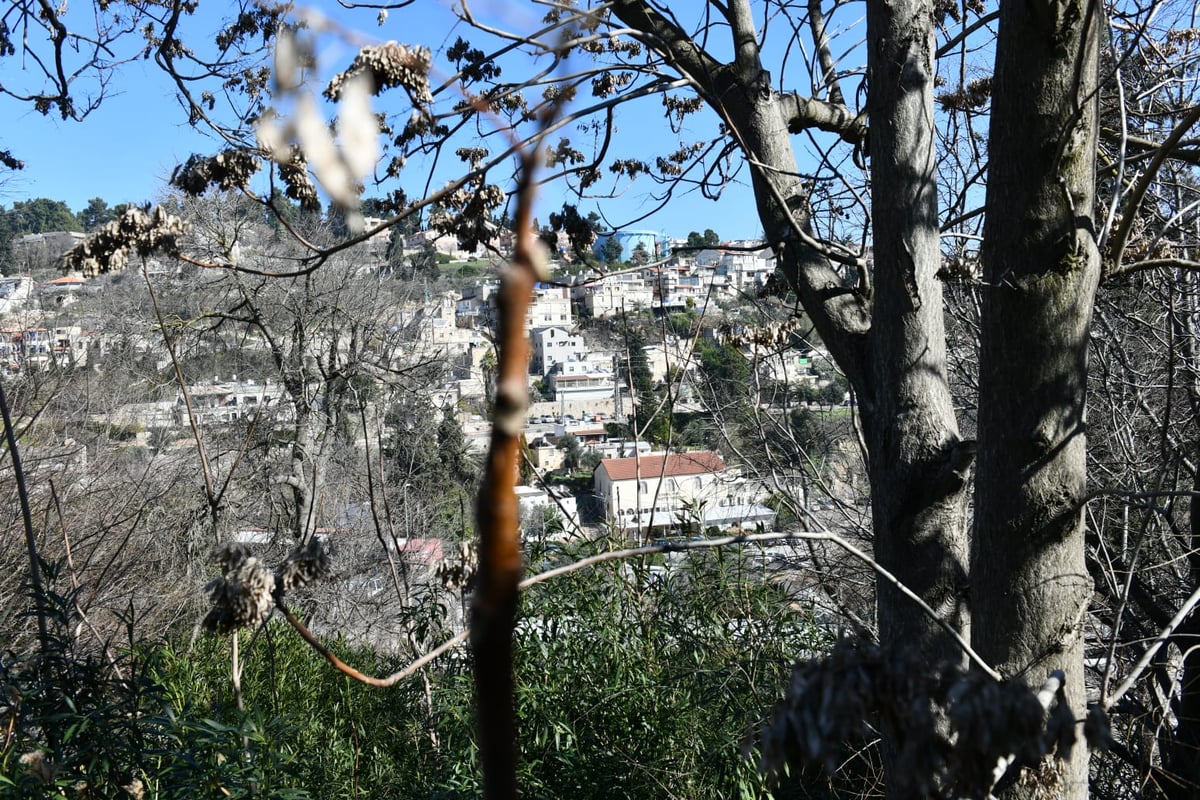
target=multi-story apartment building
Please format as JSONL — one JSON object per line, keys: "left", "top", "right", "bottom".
{"left": 400, "top": 290, "right": 483, "bottom": 363}
{"left": 582, "top": 278, "right": 654, "bottom": 319}
{"left": 548, "top": 358, "right": 616, "bottom": 404}
{"left": 1, "top": 325, "right": 90, "bottom": 371}
{"left": 525, "top": 284, "right": 573, "bottom": 329}
{"left": 715, "top": 245, "right": 774, "bottom": 293}
{"left": 467, "top": 282, "right": 574, "bottom": 332}
{"left": 456, "top": 281, "right": 498, "bottom": 329}
{"left": 530, "top": 326, "right": 585, "bottom": 376}
{"left": 593, "top": 450, "right": 777, "bottom": 534}
{"left": 177, "top": 378, "right": 289, "bottom": 425}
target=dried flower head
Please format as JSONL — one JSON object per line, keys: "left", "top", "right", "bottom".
{"left": 61, "top": 206, "right": 192, "bottom": 277}
{"left": 170, "top": 149, "right": 261, "bottom": 195}
{"left": 202, "top": 538, "right": 334, "bottom": 632}
{"left": 434, "top": 540, "right": 478, "bottom": 591}
{"left": 754, "top": 639, "right": 1081, "bottom": 799}
{"left": 323, "top": 41, "right": 432, "bottom": 107}
{"left": 19, "top": 750, "right": 56, "bottom": 785}
{"left": 548, "top": 204, "right": 598, "bottom": 260}
{"left": 275, "top": 148, "right": 322, "bottom": 211}
{"left": 276, "top": 538, "right": 332, "bottom": 592}
{"left": 203, "top": 543, "right": 276, "bottom": 633}
{"left": 429, "top": 158, "right": 507, "bottom": 253}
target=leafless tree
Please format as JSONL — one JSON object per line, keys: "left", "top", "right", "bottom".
{"left": 9, "top": 0, "right": 1200, "bottom": 797}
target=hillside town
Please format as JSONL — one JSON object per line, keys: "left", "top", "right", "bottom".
{"left": 0, "top": 208, "right": 860, "bottom": 647}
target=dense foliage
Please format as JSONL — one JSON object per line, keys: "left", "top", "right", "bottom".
{"left": 2, "top": 542, "right": 828, "bottom": 798}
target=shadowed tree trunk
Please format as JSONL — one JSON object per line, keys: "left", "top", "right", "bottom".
{"left": 615, "top": 0, "right": 971, "bottom": 685}
{"left": 864, "top": 6, "right": 974, "bottom": 794}
{"left": 973, "top": 1, "right": 1102, "bottom": 797}
{"left": 864, "top": 0, "right": 971, "bottom": 670}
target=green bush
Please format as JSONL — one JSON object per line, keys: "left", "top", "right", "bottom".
{"left": 5, "top": 547, "right": 832, "bottom": 798}
{"left": 0, "top": 573, "right": 308, "bottom": 799}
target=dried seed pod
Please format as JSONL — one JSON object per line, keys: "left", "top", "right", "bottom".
{"left": 170, "top": 149, "right": 260, "bottom": 195}
{"left": 276, "top": 538, "right": 332, "bottom": 592}
{"left": 754, "top": 640, "right": 1083, "bottom": 799}
{"left": 324, "top": 42, "right": 433, "bottom": 106}
{"left": 202, "top": 545, "right": 276, "bottom": 633}
{"left": 61, "top": 206, "right": 191, "bottom": 276}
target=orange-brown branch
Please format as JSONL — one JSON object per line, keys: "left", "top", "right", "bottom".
{"left": 471, "top": 147, "right": 544, "bottom": 800}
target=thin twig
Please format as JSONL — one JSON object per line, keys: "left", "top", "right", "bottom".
{"left": 48, "top": 479, "right": 126, "bottom": 681}
{"left": 143, "top": 262, "right": 219, "bottom": 540}
{"left": 1108, "top": 103, "right": 1200, "bottom": 275}
{"left": 276, "top": 599, "right": 469, "bottom": 688}
{"left": 1105, "top": 579, "right": 1200, "bottom": 709}
{"left": 279, "top": 529, "right": 1002, "bottom": 688}
{"left": 0, "top": 377, "right": 50, "bottom": 651}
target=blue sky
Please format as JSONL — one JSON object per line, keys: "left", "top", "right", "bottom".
{"left": 1, "top": 61, "right": 215, "bottom": 210}
{"left": 0, "top": 1, "right": 766, "bottom": 239}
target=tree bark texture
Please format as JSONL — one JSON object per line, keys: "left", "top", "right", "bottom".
{"left": 612, "top": 4, "right": 972, "bottom": 783}
{"left": 865, "top": 0, "right": 970, "bottom": 669}
{"left": 865, "top": 3, "right": 973, "bottom": 794}
{"left": 974, "top": 1, "right": 1102, "bottom": 798}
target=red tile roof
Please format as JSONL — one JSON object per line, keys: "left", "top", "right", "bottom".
{"left": 598, "top": 451, "right": 725, "bottom": 482}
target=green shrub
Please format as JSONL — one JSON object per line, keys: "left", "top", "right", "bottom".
{"left": 6, "top": 547, "right": 832, "bottom": 798}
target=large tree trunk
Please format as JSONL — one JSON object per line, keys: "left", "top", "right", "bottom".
{"left": 866, "top": 4, "right": 972, "bottom": 794}
{"left": 694, "top": 0, "right": 972, "bottom": 666}
{"left": 973, "top": 1, "right": 1102, "bottom": 797}
{"left": 865, "top": 0, "right": 970, "bottom": 668}
{"left": 610, "top": 5, "right": 971, "bottom": 793}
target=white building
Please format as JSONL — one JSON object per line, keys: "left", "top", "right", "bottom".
{"left": 644, "top": 339, "right": 700, "bottom": 384}
{"left": 6, "top": 325, "right": 90, "bottom": 370}
{"left": 399, "top": 291, "right": 483, "bottom": 361}
{"left": 456, "top": 282, "right": 498, "bottom": 329}
{"left": 582, "top": 278, "right": 654, "bottom": 319}
{"left": 590, "top": 439, "right": 652, "bottom": 460}
{"left": 593, "top": 451, "right": 777, "bottom": 533}
{"left": 548, "top": 359, "right": 616, "bottom": 404}
{"left": 40, "top": 275, "right": 88, "bottom": 307}
{"left": 525, "top": 284, "right": 573, "bottom": 330}
{"left": 693, "top": 244, "right": 775, "bottom": 294}
{"left": 473, "top": 282, "right": 574, "bottom": 332}
{"left": 404, "top": 229, "right": 469, "bottom": 259}
{"left": 716, "top": 246, "right": 774, "bottom": 293}
{"left": 530, "top": 326, "right": 585, "bottom": 376}
{"left": 754, "top": 347, "right": 820, "bottom": 387}
{"left": 178, "top": 378, "right": 289, "bottom": 425}
{"left": 0, "top": 277, "right": 33, "bottom": 313}
{"left": 515, "top": 484, "right": 579, "bottom": 538}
